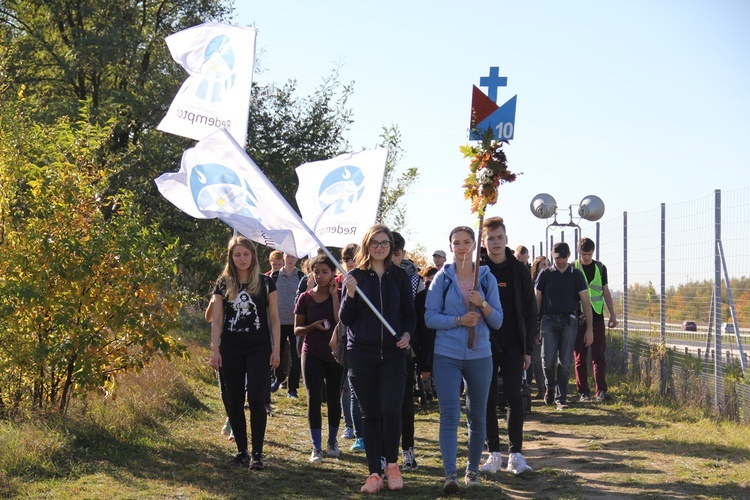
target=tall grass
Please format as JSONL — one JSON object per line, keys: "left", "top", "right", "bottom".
{"left": 0, "top": 333, "right": 210, "bottom": 496}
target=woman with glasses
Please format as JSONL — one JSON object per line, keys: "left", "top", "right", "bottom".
{"left": 340, "top": 224, "right": 416, "bottom": 493}
{"left": 423, "top": 226, "right": 503, "bottom": 493}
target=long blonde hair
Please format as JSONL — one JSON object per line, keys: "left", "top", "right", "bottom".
{"left": 355, "top": 224, "right": 393, "bottom": 270}
{"left": 221, "top": 235, "right": 261, "bottom": 300}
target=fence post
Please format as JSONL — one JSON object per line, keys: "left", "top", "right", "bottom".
{"left": 714, "top": 189, "right": 723, "bottom": 414}
{"left": 660, "top": 203, "right": 667, "bottom": 396}
{"left": 623, "top": 211, "right": 628, "bottom": 374}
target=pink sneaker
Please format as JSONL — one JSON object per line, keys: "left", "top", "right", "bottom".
{"left": 384, "top": 463, "right": 403, "bottom": 490}
{"left": 360, "top": 473, "right": 383, "bottom": 493}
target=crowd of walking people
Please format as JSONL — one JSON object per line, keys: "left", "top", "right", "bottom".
{"left": 207, "top": 219, "right": 617, "bottom": 494}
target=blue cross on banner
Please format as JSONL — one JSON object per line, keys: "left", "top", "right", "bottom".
{"left": 470, "top": 67, "right": 517, "bottom": 141}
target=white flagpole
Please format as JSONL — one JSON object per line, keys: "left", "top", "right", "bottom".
{"left": 296, "top": 224, "right": 400, "bottom": 339}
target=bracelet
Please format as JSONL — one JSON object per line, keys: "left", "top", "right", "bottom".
{"left": 455, "top": 316, "right": 460, "bottom": 327}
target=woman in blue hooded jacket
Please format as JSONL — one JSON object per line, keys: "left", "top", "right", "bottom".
{"left": 423, "top": 226, "right": 503, "bottom": 494}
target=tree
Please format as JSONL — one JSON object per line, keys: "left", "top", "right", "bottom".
{"left": 246, "top": 73, "right": 354, "bottom": 210}
{"left": 0, "top": 0, "right": 231, "bottom": 135}
{"left": 375, "top": 125, "right": 419, "bottom": 231}
{"left": 0, "top": 103, "right": 187, "bottom": 413}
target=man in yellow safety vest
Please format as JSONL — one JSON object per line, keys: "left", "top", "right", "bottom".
{"left": 574, "top": 238, "right": 618, "bottom": 402}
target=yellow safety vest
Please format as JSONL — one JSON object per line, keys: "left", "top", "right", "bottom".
{"left": 575, "top": 260, "right": 604, "bottom": 315}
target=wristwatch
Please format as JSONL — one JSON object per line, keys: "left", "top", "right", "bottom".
{"left": 481, "top": 300, "right": 489, "bottom": 309}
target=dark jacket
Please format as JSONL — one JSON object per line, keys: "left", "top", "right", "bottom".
{"left": 414, "top": 287, "right": 435, "bottom": 372}
{"left": 339, "top": 264, "right": 416, "bottom": 362}
{"left": 480, "top": 248, "right": 538, "bottom": 357}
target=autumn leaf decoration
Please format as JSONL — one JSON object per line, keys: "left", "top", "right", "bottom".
{"left": 460, "top": 128, "right": 519, "bottom": 216}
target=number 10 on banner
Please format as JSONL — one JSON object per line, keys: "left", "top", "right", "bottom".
{"left": 496, "top": 122, "right": 514, "bottom": 140}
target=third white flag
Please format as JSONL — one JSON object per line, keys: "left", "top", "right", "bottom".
{"left": 295, "top": 149, "right": 388, "bottom": 248}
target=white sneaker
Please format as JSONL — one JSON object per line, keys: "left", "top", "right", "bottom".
{"left": 506, "top": 452, "right": 533, "bottom": 475}
{"left": 309, "top": 449, "right": 323, "bottom": 464}
{"left": 220, "top": 417, "right": 232, "bottom": 437}
{"left": 327, "top": 440, "right": 340, "bottom": 458}
{"left": 480, "top": 451, "right": 503, "bottom": 473}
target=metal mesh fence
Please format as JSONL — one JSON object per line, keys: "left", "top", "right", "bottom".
{"left": 556, "top": 188, "right": 750, "bottom": 421}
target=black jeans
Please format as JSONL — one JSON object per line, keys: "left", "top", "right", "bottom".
{"left": 486, "top": 348, "right": 525, "bottom": 454}
{"left": 302, "top": 353, "right": 344, "bottom": 431}
{"left": 349, "top": 353, "right": 406, "bottom": 474}
{"left": 275, "top": 324, "right": 300, "bottom": 390}
{"left": 401, "top": 356, "right": 416, "bottom": 450}
{"left": 220, "top": 343, "right": 271, "bottom": 455}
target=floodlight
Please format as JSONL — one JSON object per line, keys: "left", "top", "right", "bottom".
{"left": 530, "top": 193, "right": 557, "bottom": 219}
{"left": 577, "top": 195, "right": 605, "bottom": 221}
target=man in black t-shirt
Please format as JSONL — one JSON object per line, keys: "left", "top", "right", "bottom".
{"left": 574, "top": 238, "right": 618, "bottom": 402}
{"left": 534, "top": 242, "right": 593, "bottom": 410}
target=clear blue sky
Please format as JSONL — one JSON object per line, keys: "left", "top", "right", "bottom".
{"left": 234, "top": 0, "right": 750, "bottom": 261}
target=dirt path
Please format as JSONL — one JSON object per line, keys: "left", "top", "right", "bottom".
{"left": 483, "top": 400, "right": 748, "bottom": 500}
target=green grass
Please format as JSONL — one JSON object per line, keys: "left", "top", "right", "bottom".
{"left": 1, "top": 336, "right": 750, "bottom": 499}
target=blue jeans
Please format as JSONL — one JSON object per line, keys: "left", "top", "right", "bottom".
{"left": 432, "top": 353, "right": 493, "bottom": 476}
{"left": 541, "top": 313, "right": 578, "bottom": 404}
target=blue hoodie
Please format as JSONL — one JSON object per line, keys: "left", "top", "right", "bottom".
{"left": 424, "top": 263, "right": 503, "bottom": 360}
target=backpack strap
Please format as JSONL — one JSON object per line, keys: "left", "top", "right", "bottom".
{"left": 442, "top": 271, "right": 488, "bottom": 300}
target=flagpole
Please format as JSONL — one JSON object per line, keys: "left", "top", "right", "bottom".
{"left": 308, "top": 235, "right": 401, "bottom": 339}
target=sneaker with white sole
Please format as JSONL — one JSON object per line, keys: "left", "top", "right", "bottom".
{"left": 464, "top": 470, "right": 480, "bottom": 487}
{"left": 506, "top": 452, "right": 533, "bottom": 475}
{"left": 327, "top": 440, "right": 340, "bottom": 458}
{"left": 308, "top": 449, "right": 323, "bottom": 464}
{"left": 350, "top": 437, "right": 365, "bottom": 452}
{"left": 443, "top": 474, "right": 459, "bottom": 495}
{"left": 341, "top": 426, "right": 355, "bottom": 439}
{"left": 480, "top": 451, "right": 502, "bottom": 473}
{"left": 402, "top": 447, "right": 418, "bottom": 470}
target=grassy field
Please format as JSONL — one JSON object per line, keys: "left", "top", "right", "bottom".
{"left": 1, "top": 341, "right": 749, "bottom": 499}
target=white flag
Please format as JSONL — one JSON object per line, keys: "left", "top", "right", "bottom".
{"left": 157, "top": 23, "right": 256, "bottom": 146}
{"left": 155, "top": 129, "right": 319, "bottom": 258}
{"left": 295, "top": 149, "right": 388, "bottom": 248}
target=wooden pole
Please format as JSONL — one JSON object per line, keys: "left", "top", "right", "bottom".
{"left": 468, "top": 214, "right": 484, "bottom": 349}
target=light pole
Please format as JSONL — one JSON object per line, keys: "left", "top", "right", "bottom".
{"left": 529, "top": 193, "right": 605, "bottom": 257}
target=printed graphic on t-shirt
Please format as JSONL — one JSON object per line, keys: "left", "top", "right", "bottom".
{"left": 229, "top": 289, "right": 261, "bottom": 333}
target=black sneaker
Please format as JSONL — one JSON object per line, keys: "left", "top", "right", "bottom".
{"left": 269, "top": 375, "right": 280, "bottom": 393}
{"left": 402, "top": 447, "right": 418, "bottom": 471}
{"left": 249, "top": 451, "right": 264, "bottom": 470}
{"left": 230, "top": 451, "right": 250, "bottom": 467}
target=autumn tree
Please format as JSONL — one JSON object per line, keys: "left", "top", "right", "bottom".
{"left": 0, "top": 102, "right": 186, "bottom": 413}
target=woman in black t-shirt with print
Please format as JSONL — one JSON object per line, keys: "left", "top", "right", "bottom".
{"left": 210, "top": 236, "right": 281, "bottom": 470}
